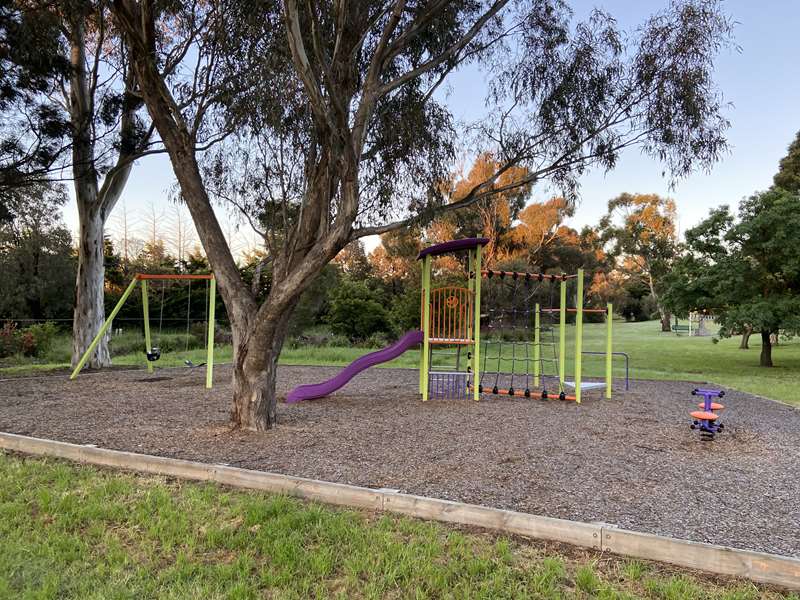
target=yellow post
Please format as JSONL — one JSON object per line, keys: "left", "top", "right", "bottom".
{"left": 205, "top": 277, "right": 216, "bottom": 389}
{"left": 574, "top": 268, "right": 584, "bottom": 404}
{"left": 559, "top": 277, "right": 566, "bottom": 390}
{"left": 533, "top": 302, "right": 540, "bottom": 388}
{"left": 141, "top": 279, "right": 154, "bottom": 373}
{"left": 472, "top": 244, "right": 482, "bottom": 401}
{"left": 421, "top": 255, "right": 432, "bottom": 401}
{"left": 605, "top": 302, "right": 613, "bottom": 399}
{"left": 70, "top": 277, "right": 139, "bottom": 380}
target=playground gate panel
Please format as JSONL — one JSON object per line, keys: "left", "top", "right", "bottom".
{"left": 428, "top": 287, "right": 473, "bottom": 344}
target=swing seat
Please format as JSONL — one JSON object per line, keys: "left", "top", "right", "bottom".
{"left": 697, "top": 402, "right": 725, "bottom": 410}
{"left": 146, "top": 348, "right": 161, "bottom": 362}
{"left": 690, "top": 410, "right": 718, "bottom": 421}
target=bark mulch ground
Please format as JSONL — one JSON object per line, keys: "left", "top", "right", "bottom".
{"left": 1, "top": 364, "right": 798, "bottom": 558}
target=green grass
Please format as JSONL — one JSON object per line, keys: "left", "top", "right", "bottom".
{"left": 1, "top": 452, "right": 795, "bottom": 600}
{"left": 4, "top": 320, "right": 800, "bottom": 407}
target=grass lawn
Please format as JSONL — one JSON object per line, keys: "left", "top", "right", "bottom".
{"left": 3, "top": 320, "right": 800, "bottom": 407}
{"left": 0, "top": 452, "right": 794, "bottom": 600}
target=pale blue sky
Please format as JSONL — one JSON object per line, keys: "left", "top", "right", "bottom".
{"left": 63, "top": 0, "right": 800, "bottom": 252}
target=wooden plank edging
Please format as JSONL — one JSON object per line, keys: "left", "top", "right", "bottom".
{"left": 0, "top": 432, "right": 797, "bottom": 590}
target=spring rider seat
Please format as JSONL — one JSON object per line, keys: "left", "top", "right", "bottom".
{"left": 690, "top": 388, "right": 725, "bottom": 440}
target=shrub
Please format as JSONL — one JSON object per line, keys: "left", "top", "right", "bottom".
{"left": 23, "top": 322, "right": 58, "bottom": 357}
{"left": 327, "top": 280, "right": 392, "bottom": 342}
{"left": 389, "top": 286, "right": 421, "bottom": 334}
{"left": 0, "top": 321, "right": 19, "bottom": 358}
{"left": 0, "top": 321, "right": 59, "bottom": 358}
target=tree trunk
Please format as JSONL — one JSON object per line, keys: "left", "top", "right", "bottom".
{"left": 739, "top": 325, "right": 752, "bottom": 349}
{"left": 231, "top": 310, "right": 293, "bottom": 431}
{"left": 659, "top": 310, "right": 671, "bottom": 332}
{"left": 72, "top": 210, "right": 111, "bottom": 368}
{"left": 760, "top": 330, "right": 773, "bottom": 367}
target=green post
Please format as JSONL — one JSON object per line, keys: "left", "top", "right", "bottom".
{"left": 559, "top": 277, "right": 566, "bottom": 389}
{"left": 472, "top": 244, "right": 482, "bottom": 401}
{"left": 533, "top": 302, "right": 540, "bottom": 388}
{"left": 574, "top": 268, "right": 584, "bottom": 404}
{"left": 421, "top": 255, "right": 432, "bottom": 400}
{"left": 70, "top": 277, "right": 139, "bottom": 380}
{"left": 205, "top": 277, "right": 216, "bottom": 389}
{"left": 141, "top": 279, "right": 154, "bottom": 373}
{"left": 605, "top": 302, "right": 613, "bottom": 399}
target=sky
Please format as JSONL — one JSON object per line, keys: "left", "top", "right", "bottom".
{"left": 61, "top": 0, "right": 800, "bottom": 254}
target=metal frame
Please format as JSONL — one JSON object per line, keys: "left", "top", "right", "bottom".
{"left": 69, "top": 273, "right": 217, "bottom": 388}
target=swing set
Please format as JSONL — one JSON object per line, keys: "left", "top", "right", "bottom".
{"left": 69, "top": 273, "right": 217, "bottom": 388}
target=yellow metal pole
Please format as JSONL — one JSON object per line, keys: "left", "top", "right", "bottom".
{"left": 559, "top": 277, "right": 566, "bottom": 390}
{"left": 574, "top": 268, "right": 584, "bottom": 404}
{"left": 141, "top": 279, "right": 154, "bottom": 373}
{"left": 70, "top": 277, "right": 139, "bottom": 380}
{"left": 605, "top": 302, "right": 613, "bottom": 399}
{"left": 421, "top": 255, "right": 432, "bottom": 401}
{"left": 472, "top": 244, "right": 482, "bottom": 401}
{"left": 205, "top": 277, "right": 216, "bottom": 389}
{"left": 533, "top": 302, "right": 540, "bottom": 388}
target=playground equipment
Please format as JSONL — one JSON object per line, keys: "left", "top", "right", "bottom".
{"left": 286, "top": 330, "right": 423, "bottom": 403}
{"left": 286, "top": 238, "right": 627, "bottom": 403}
{"left": 69, "top": 273, "right": 217, "bottom": 389}
{"left": 689, "top": 311, "right": 716, "bottom": 336}
{"left": 419, "top": 239, "right": 613, "bottom": 403}
{"left": 286, "top": 237, "right": 615, "bottom": 403}
{"left": 690, "top": 388, "right": 725, "bottom": 440}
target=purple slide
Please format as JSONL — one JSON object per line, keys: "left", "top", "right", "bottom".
{"left": 285, "top": 330, "right": 424, "bottom": 403}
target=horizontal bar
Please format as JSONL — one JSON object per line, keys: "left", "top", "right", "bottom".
{"left": 481, "top": 270, "right": 577, "bottom": 281}
{"left": 136, "top": 273, "right": 214, "bottom": 280}
{"left": 429, "top": 338, "right": 473, "bottom": 345}
{"left": 540, "top": 308, "right": 608, "bottom": 314}
{"left": 472, "top": 386, "right": 577, "bottom": 401}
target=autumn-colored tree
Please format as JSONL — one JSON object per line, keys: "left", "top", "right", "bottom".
{"left": 333, "top": 240, "right": 373, "bottom": 280}
{"left": 429, "top": 153, "right": 533, "bottom": 266}
{"left": 369, "top": 227, "right": 422, "bottom": 291}
{"left": 600, "top": 193, "right": 679, "bottom": 331}
{"left": 504, "top": 197, "right": 572, "bottom": 265}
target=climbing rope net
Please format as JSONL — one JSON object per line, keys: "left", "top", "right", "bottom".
{"left": 477, "top": 272, "right": 566, "bottom": 399}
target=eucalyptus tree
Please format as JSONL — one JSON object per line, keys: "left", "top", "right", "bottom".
{"left": 111, "top": 0, "right": 734, "bottom": 430}
{"left": 2, "top": 0, "right": 159, "bottom": 368}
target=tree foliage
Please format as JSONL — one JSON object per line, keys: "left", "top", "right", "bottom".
{"left": 0, "top": 1, "right": 71, "bottom": 208}
{"left": 599, "top": 193, "right": 679, "bottom": 330}
{"left": 0, "top": 181, "right": 74, "bottom": 320}
{"left": 773, "top": 130, "right": 800, "bottom": 193}
{"left": 663, "top": 188, "right": 800, "bottom": 366}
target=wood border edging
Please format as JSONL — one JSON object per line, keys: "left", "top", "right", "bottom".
{"left": 1, "top": 432, "right": 797, "bottom": 590}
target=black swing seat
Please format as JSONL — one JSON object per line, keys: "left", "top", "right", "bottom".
{"left": 146, "top": 348, "right": 161, "bottom": 362}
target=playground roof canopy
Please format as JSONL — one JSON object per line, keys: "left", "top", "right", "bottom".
{"left": 417, "top": 237, "right": 490, "bottom": 260}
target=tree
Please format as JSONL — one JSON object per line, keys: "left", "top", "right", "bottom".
{"left": 0, "top": 182, "right": 75, "bottom": 320}
{"left": 664, "top": 189, "right": 800, "bottom": 367}
{"left": 600, "top": 193, "right": 679, "bottom": 331}
{"left": 505, "top": 198, "right": 572, "bottom": 266}
{"left": 429, "top": 153, "right": 533, "bottom": 265}
{"left": 111, "top": 0, "right": 734, "bottom": 430}
{"left": 0, "top": 2, "right": 71, "bottom": 210}
{"left": 4, "top": 1, "right": 159, "bottom": 369}
{"left": 774, "top": 130, "right": 800, "bottom": 193}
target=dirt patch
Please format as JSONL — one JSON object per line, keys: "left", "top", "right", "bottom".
{"left": 1, "top": 364, "right": 798, "bottom": 557}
